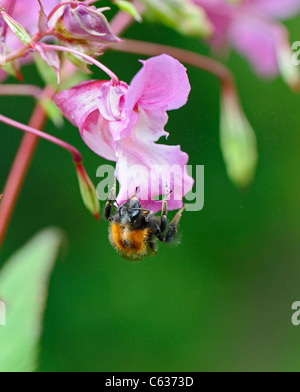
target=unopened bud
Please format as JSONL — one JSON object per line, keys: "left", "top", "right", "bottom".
{"left": 0, "top": 9, "right": 32, "bottom": 45}
{"left": 276, "top": 28, "right": 300, "bottom": 91}
{"left": 76, "top": 163, "right": 100, "bottom": 219}
{"left": 220, "top": 84, "right": 258, "bottom": 188}
{"left": 50, "top": 2, "right": 121, "bottom": 44}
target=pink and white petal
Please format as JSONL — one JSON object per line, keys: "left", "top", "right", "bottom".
{"left": 247, "top": 0, "right": 300, "bottom": 20}
{"left": 125, "top": 54, "right": 191, "bottom": 114}
{"left": 54, "top": 80, "right": 106, "bottom": 128}
{"left": 79, "top": 111, "right": 116, "bottom": 161}
{"left": 115, "top": 110, "right": 194, "bottom": 213}
{"left": 111, "top": 107, "right": 169, "bottom": 145}
{"left": 109, "top": 109, "right": 139, "bottom": 143}
{"left": 55, "top": 83, "right": 117, "bottom": 161}
{"left": 228, "top": 15, "right": 279, "bottom": 77}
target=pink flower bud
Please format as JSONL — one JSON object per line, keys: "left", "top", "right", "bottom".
{"left": 50, "top": 2, "right": 121, "bottom": 44}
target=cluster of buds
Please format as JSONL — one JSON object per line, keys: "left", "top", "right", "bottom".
{"left": 0, "top": 0, "right": 122, "bottom": 81}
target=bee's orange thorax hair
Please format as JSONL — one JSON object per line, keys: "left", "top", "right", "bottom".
{"left": 109, "top": 222, "right": 151, "bottom": 259}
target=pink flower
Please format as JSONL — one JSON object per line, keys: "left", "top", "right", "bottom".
{"left": 55, "top": 55, "right": 194, "bottom": 213}
{"left": 192, "top": 0, "right": 300, "bottom": 85}
{"left": 0, "top": 0, "right": 60, "bottom": 80}
{"left": 49, "top": 2, "right": 121, "bottom": 44}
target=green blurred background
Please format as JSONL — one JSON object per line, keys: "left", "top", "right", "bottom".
{"left": 1, "top": 9, "right": 300, "bottom": 372}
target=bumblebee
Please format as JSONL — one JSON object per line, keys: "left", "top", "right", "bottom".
{"left": 105, "top": 179, "right": 186, "bottom": 260}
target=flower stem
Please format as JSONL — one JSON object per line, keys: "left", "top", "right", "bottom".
{"left": 0, "top": 86, "right": 55, "bottom": 249}
{"left": 111, "top": 38, "right": 235, "bottom": 90}
{"left": 0, "top": 113, "right": 82, "bottom": 163}
{"left": 40, "top": 43, "right": 120, "bottom": 84}
{"left": 0, "top": 84, "right": 43, "bottom": 99}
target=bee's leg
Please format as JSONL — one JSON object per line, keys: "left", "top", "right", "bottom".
{"left": 164, "top": 205, "right": 187, "bottom": 243}
{"left": 105, "top": 177, "right": 117, "bottom": 220}
{"left": 161, "top": 190, "right": 172, "bottom": 233}
{"left": 130, "top": 186, "right": 140, "bottom": 199}
{"left": 150, "top": 218, "right": 164, "bottom": 242}
{"left": 148, "top": 237, "right": 158, "bottom": 256}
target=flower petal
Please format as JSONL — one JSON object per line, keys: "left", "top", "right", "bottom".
{"left": 249, "top": 0, "right": 300, "bottom": 19}
{"left": 54, "top": 80, "right": 116, "bottom": 161}
{"left": 115, "top": 109, "right": 194, "bottom": 213}
{"left": 111, "top": 54, "right": 191, "bottom": 143}
{"left": 228, "top": 15, "right": 279, "bottom": 77}
{"left": 54, "top": 80, "right": 105, "bottom": 128}
{"left": 126, "top": 54, "right": 191, "bottom": 113}
{"left": 79, "top": 111, "right": 116, "bottom": 161}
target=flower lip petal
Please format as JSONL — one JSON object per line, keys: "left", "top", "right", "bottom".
{"left": 115, "top": 109, "right": 194, "bottom": 213}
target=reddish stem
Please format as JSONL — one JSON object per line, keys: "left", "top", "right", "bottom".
{"left": 112, "top": 39, "right": 235, "bottom": 90}
{"left": 40, "top": 43, "right": 120, "bottom": 84}
{"left": 0, "top": 84, "right": 43, "bottom": 99}
{"left": 0, "top": 86, "right": 55, "bottom": 248}
{"left": 0, "top": 114, "right": 82, "bottom": 163}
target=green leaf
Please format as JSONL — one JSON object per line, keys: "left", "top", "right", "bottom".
{"left": 113, "top": 0, "right": 142, "bottom": 22}
{"left": 0, "top": 228, "right": 65, "bottom": 372}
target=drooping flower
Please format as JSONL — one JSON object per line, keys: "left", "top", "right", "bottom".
{"left": 48, "top": 1, "right": 121, "bottom": 45}
{"left": 192, "top": 0, "right": 300, "bottom": 88}
{"left": 55, "top": 55, "right": 194, "bottom": 213}
{"left": 0, "top": 0, "right": 60, "bottom": 80}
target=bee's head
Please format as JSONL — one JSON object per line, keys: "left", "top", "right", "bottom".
{"left": 119, "top": 197, "right": 141, "bottom": 224}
